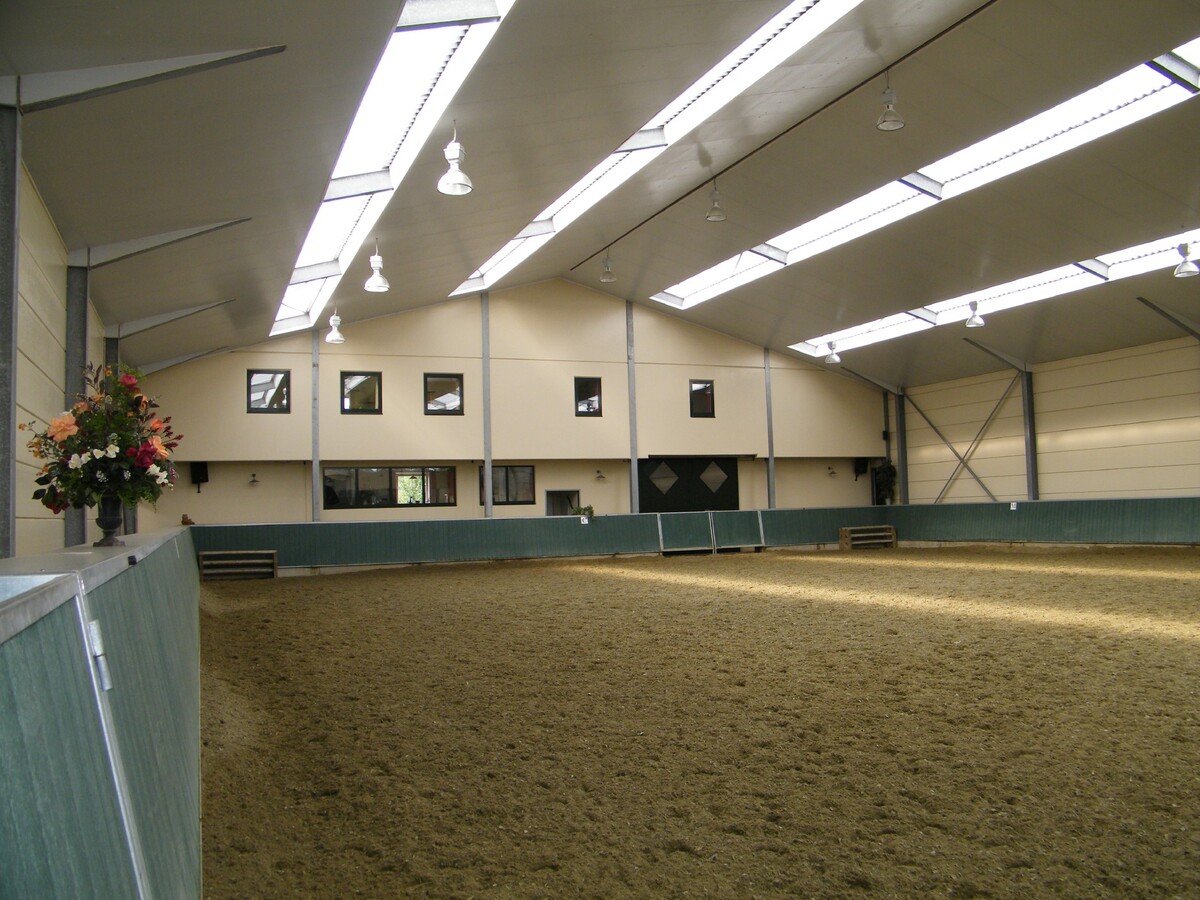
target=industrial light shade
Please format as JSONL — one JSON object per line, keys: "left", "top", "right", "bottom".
{"left": 876, "top": 71, "right": 905, "bottom": 132}
{"left": 325, "top": 311, "right": 345, "bottom": 344}
{"left": 600, "top": 253, "right": 616, "bottom": 284}
{"left": 364, "top": 240, "right": 390, "bottom": 292}
{"left": 1174, "top": 243, "right": 1198, "bottom": 277}
{"left": 706, "top": 183, "right": 726, "bottom": 222}
{"left": 966, "top": 300, "right": 985, "bottom": 328}
{"left": 824, "top": 343, "right": 842, "bottom": 365}
{"left": 437, "top": 125, "right": 473, "bottom": 196}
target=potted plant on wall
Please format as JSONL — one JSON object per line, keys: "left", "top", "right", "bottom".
{"left": 21, "top": 363, "right": 183, "bottom": 546}
{"left": 873, "top": 459, "right": 897, "bottom": 505}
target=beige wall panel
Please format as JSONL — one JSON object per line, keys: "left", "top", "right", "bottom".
{"left": 738, "top": 459, "right": 768, "bottom": 509}
{"left": 772, "top": 458, "right": 875, "bottom": 509}
{"left": 17, "top": 290, "right": 66, "bottom": 387}
{"left": 1037, "top": 396, "right": 1196, "bottom": 432}
{"left": 1040, "top": 465, "right": 1199, "bottom": 499}
{"left": 1034, "top": 339, "right": 1196, "bottom": 390}
{"left": 633, "top": 305, "right": 762, "bottom": 367}
{"left": 906, "top": 426, "right": 1027, "bottom": 461}
{"left": 15, "top": 351, "right": 69, "bottom": 428}
{"left": 634, "top": 362, "right": 768, "bottom": 457}
{"left": 16, "top": 519, "right": 64, "bottom": 557}
{"left": 770, "top": 368, "right": 885, "bottom": 456}
{"left": 140, "top": 462, "right": 312, "bottom": 529}
{"left": 18, "top": 242, "right": 66, "bottom": 349}
{"left": 490, "top": 359, "right": 629, "bottom": 459}
{"left": 142, "top": 348, "right": 313, "bottom": 461}
{"left": 490, "top": 282, "right": 627, "bottom": 362}
{"left": 1037, "top": 439, "right": 1200, "bottom": 474}
{"left": 1035, "top": 371, "right": 1198, "bottom": 413}
{"left": 334, "top": 297, "right": 482, "bottom": 358}
{"left": 320, "top": 357, "right": 484, "bottom": 461}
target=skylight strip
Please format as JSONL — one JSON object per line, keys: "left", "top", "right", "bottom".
{"left": 789, "top": 230, "right": 1198, "bottom": 358}
{"left": 659, "top": 36, "right": 1200, "bottom": 311}
{"left": 271, "top": 5, "right": 514, "bottom": 336}
{"left": 453, "top": 0, "right": 863, "bottom": 296}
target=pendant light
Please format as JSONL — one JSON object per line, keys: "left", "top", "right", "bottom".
{"left": 600, "top": 252, "right": 616, "bottom": 284}
{"left": 706, "top": 180, "right": 727, "bottom": 223}
{"left": 824, "top": 342, "right": 841, "bottom": 365}
{"left": 965, "top": 300, "right": 985, "bottom": 328}
{"left": 437, "top": 123, "right": 473, "bottom": 196}
{"left": 1174, "top": 242, "right": 1198, "bottom": 277}
{"left": 876, "top": 70, "right": 905, "bottom": 132}
{"left": 364, "top": 239, "right": 390, "bottom": 292}
{"left": 325, "top": 310, "right": 345, "bottom": 344}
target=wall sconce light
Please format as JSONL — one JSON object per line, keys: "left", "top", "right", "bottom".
{"left": 249, "top": 473, "right": 260, "bottom": 485}
{"left": 827, "top": 466, "right": 837, "bottom": 477}
{"left": 596, "top": 469, "right": 606, "bottom": 481}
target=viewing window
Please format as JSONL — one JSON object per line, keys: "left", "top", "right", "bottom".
{"left": 575, "top": 376, "right": 602, "bottom": 416}
{"left": 689, "top": 379, "right": 715, "bottom": 418}
{"left": 247, "top": 369, "right": 290, "bottom": 413}
{"left": 425, "top": 373, "right": 463, "bottom": 415}
{"left": 323, "top": 466, "right": 457, "bottom": 508}
{"left": 480, "top": 465, "right": 535, "bottom": 505}
{"left": 341, "top": 372, "right": 382, "bottom": 414}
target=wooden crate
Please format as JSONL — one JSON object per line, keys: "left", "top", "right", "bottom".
{"left": 837, "top": 525, "right": 897, "bottom": 550}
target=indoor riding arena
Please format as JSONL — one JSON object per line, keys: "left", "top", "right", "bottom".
{"left": 198, "top": 543, "right": 1199, "bottom": 898}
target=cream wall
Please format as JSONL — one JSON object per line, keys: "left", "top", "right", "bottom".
{"left": 903, "top": 338, "right": 1200, "bottom": 503}
{"left": 772, "top": 458, "right": 876, "bottom": 509}
{"left": 139, "top": 461, "right": 312, "bottom": 530}
{"left": 769, "top": 353, "right": 886, "bottom": 457}
{"left": 15, "top": 165, "right": 69, "bottom": 554}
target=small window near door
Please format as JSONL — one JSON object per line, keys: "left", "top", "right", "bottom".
{"left": 575, "top": 377, "right": 602, "bottom": 416}
{"left": 546, "top": 490, "right": 581, "bottom": 516}
{"left": 247, "top": 369, "right": 290, "bottom": 413}
{"left": 425, "top": 373, "right": 463, "bottom": 415}
{"left": 341, "top": 372, "right": 382, "bottom": 414}
{"left": 689, "top": 379, "right": 714, "bottom": 418}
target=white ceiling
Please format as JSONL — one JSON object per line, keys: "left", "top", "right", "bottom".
{"left": 3, "top": 0, "right": 1199, "bottom": 390}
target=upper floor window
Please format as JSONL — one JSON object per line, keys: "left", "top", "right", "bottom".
{"left": 247, "top": 369, "right": 290, "bottom": 413}
{"left": 575, "top": 376, "right": 602, "bottom": 416}
{"left": 342, "top": 372, "right": 382, "bottom": 414}
{"left": 425, "top": 373, "right": 463, "bottom": 415}
{"left": 690, "top": 379, "right": 715, "bottom": 418}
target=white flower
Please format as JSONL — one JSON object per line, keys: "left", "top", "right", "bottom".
{"left": 92, "top": 448, "right": 105, "bottom": 459}
{"left": 123, "top": 470, "right": 132, "bottom": 481}
{"left": 68, "top": 453, "right": 86, "bottom": 469}
{"left": 147, "top": 463, "right": 170, "bottom": 486}
{"left": 96, "top": 471, "right": 108, "bottom": 483}
{"left": 104, "top": 444, "right": 120, "bottom": 458}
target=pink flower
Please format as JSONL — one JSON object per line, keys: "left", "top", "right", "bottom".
{"left": 119, "top": 373, "right": 139, "bottom": 388}
{"left": 47, "top": 414, "right": 79, "bottom": 442}
{"left": 149, "top": 435, "right": 171, "bottom": 459}
{"left": 149, "top": 418, "right": 165, "bottom": 432}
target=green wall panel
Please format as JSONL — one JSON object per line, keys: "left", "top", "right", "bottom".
{"left": 712, "top": 510, "right": 764, "bottom": 548}
{"left": 86, "top": 532, "right": 201, "bottom": 900}
{"left": 0, "top": 601, "right": 139, "bottom": 899}
{"left": 658, "top": 512, "right": 714, "bottom": 551}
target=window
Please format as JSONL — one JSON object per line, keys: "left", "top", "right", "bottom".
{"left": 425, "top": 373, "right": 463, "bottom": 415}
{"left": 546, "top": 490, "right": 581, "bottom": 516}
{"left": 480, "top": 465, "right": 535, "bottom": 505}
{"left": 341, "top": 372, "right": 382, "bottom": 414}
{"left": 575, "top": 376, "right": 602, "bottom": 416}
{"left": 323, "top": 466, "right": 456, "bottom": 508}
{"left": 247, "top": 369, "right": 290, "bottom": 413}
{"left": 690, "top": 379, "right": 715, "bottom": 417}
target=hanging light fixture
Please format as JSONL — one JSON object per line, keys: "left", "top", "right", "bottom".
{"left": 437, "top": 122, "right": 473, "bottom": 196}
{"left": 966, "top": 300, "right": 986, "bottom": 328}
{"left": 325, "top": 310, "right": 345, "bottom": 344}
{"left": 824, "top": 342, "right": 841, "bottom": 365}
{"left": 876, "top": 70, "right": 905, "bottom": 132}
{"left": 600, "top": 252, "right": 616, "bottom": 284}
{"left": 364, "top": 239, "right": 390, "bottom": 292}
{"left": 1174, "top": 242, "right": 1198, "bottom": 277}
{"left": 706, "top": 179, "right": 726, "bottom": 223}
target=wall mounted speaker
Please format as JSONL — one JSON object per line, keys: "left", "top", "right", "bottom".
{"left": 190, "top": 462, "right": 209, "bottom": 493}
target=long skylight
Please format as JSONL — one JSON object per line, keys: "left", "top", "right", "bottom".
{"left": 449, "top": 0, "right": 865, "bottom": 297}
{"left": 271, "top": 0, "right": 515, "bottom": 336}
{"left": 788, "top": 229, "right": 1200, "bottom": 358}
{"left": 654, "top": 35, "right": 1200, "bottom": 310}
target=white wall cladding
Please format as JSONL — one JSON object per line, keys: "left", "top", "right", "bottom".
{"left": 905, "top": 338, "right": 1200, "bottom": 503}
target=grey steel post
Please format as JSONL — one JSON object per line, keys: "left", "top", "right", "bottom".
{"left": 1022, "top": 369, "right": 1039, "bottom": 500}
{"left": 65, "top": 266, "right": 89, "bottom": 545}
{"left": 626, "top": 301, "right": 639, "bottom": 514}
{"left": 0, "top": 105, "right": 20, "bottom": 557}
{"left": 895, "top": 391, "right": 909, "bottom": 505}
{"left": 311, "top": 329, "right": 321, "bottom": 521}
{"left": 763, "top": 347, "right": 775, "bottom": 509}
{"left": 481, "top": 292, "right": 493, "bottom": 517}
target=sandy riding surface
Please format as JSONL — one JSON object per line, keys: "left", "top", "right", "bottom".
{"left": 200, "top": 546, "right": 1199, "bottom": 898}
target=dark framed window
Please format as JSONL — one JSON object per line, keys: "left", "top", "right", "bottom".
{"left": 690, "top": 379, "right": 715, "bottom": 418}
{"left": 575, "top": 376, "right": 602, "bottom": 416}
{"left": 425, "top": 373, "right": 463, "bottom": 415}
{"left": 323, "top": 466, "right": 456, "bottom": 509}
{"left": 247, "top": 369, "right": 290, "bottom": 413}
{"left": 479, "top": 465, "right": 535, "bottom": 505}
{"left": 341, "top": 372, "right": 382, "bottom": 414}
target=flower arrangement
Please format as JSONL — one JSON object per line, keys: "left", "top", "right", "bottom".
{"left": 21, "top": 363, "right": 183, "bottom": 513}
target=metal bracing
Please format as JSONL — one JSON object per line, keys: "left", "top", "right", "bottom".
{"left": 1136, "top": 296, "right": 1200, "bottom": 342}
{"left": 903, "top": 389, "right": 1006, "bottom": 504}
{"left": 963, "top": 338, "right": 1041, "bottom": 500}
{"left": 934, "top": 374, "right": 1019, "bottom": 503}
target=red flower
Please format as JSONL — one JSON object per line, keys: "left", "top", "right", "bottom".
{"left": 119, "top": 373, "right": 139, "bottom": 388}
